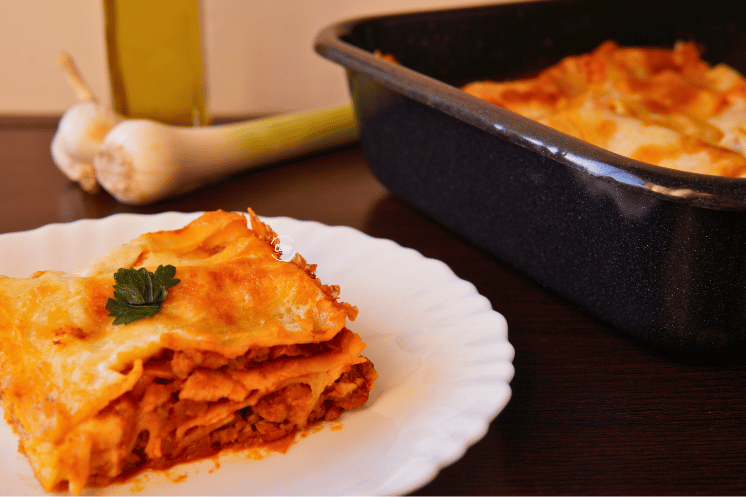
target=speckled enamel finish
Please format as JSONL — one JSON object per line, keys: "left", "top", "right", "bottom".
{"left": 315, "top": 0, "right": 746, "bottom": 354}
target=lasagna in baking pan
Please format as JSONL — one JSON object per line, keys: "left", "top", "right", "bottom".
{"left": 0, "top": 209, "right": 377, "bottom": 494}
{"left": 462, "top": 40, "right": 746, "bottom": 177}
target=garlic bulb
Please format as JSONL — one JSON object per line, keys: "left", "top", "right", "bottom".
{"left": 51, "top": 101, "right": 123, "bottom": 193}
{"left": 94, "top": 102, "right": 358, "bottom": 205}
{"left": 50, "top": 52, "right": 123, "bottom": 193}
{"left": 50, "top": 53, "right": 359, "bottom": 204}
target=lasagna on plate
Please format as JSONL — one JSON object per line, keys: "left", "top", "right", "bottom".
{"left": 0, "top": 209, "right": 377, "bottom": 494}
{"left": 462, "top": 40, "right": 746, "bottom": 177}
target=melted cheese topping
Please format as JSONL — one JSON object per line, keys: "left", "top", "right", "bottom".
{"left": 462, "top": 40, "right": 746, "bottom": 177}
{"left": 0, "top": 209, "right": 375, "bottom": 494}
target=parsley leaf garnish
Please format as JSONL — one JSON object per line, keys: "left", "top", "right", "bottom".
{"left": 106, "top": 265, "right": 180, "bottom": 325}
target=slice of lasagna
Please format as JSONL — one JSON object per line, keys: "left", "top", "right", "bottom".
{"left": 0, "top": 209, "right": 377, "bottom": 494}
{"left": 462, "top": 40, "right": 746, "bottom": 177}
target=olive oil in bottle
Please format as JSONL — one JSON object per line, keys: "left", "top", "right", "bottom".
{"left": 104, "top": 0, "right": 209, "bottom": 126}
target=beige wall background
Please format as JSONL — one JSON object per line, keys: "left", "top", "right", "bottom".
{"left": 0, "top": 0, "right": 505, "bottom": 117}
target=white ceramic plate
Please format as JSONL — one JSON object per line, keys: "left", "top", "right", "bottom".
{"left": 0, "top": 212, "right": 514, "bottom": 496}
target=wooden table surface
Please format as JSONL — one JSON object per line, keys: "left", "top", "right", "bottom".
{"left": 2, "top": 118, "right": 746, "bottom": 495}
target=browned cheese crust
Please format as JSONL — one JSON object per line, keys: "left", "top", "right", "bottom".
{"left": 462, "top": 41, "right": 746, "bottom": 177}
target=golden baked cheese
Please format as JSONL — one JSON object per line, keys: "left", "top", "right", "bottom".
{"left": 0, "top": 209, "right": 376, "bottom": 494}
{"left": 462, "top": 40, "right": 746, "bottom": 177}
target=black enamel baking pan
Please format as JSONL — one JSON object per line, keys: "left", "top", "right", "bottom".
{"left": 315, "top": 0, "right": 746, "bottom": 356}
